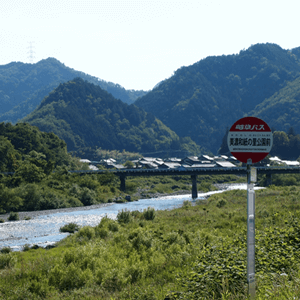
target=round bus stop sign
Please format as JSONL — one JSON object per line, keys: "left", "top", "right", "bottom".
{"left": 227, "top": 116, "right": 273, "bottom": 164}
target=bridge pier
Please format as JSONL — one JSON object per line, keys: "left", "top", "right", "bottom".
{"left": 120, "top": 175, "right": 126, "bottom": 192}
{"left": 191, "top": 174, "right": 198, "bottom": 199}
{"left": 266, "top": 173, "right": 272, "bottom": 186}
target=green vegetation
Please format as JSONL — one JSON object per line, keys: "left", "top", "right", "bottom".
{"left": 22, "top": 78, "right": 200, "bottom": 156}
{"left": 0, "top": 122, "right": 121, "bottom": 213}
{"left": 3, "top": 44, "right": 300, "bottom": 157}
{"left": 60, "top": 223, "right": 80, "bottom": 234}
{"left": 252, "top": 77, "right": 300, "bottom": 135}
{"left": 8, "top": 212, "right": 19, "bottom": 221}
{"left": 1, "top": 185, "right": 300, "bottom": 299}
{"left": 135, "top": 43, "right": 300, "bottom": 153}
{"left": 0, "top": 57, "right": 146, "bottom": 124}
{"left": 0, "top": 122, "right": 244, "bottom": 214}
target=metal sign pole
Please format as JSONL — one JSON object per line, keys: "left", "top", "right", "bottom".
{"left": 247, "top": 159, "right": 255, "bottom": 299}
{"left": 227, "top": 117, "right": 272, "bottom": 299}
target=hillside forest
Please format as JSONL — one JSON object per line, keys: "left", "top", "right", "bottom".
{"left": 21, "top": 78, "right": 201, "bottom": 156}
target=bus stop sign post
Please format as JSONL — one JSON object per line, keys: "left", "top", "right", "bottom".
{"left": 247, "top": 159, "right": 256, "bottom": 299}
{"left": 228, "top": 117, "right": 273, "bottom": 299}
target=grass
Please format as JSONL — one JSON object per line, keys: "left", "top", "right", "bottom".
{"left": 2, "top": 178, "right": 300, "bottom": 299}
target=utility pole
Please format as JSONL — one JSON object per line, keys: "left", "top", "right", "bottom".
{"left": 27, "top": 42, "right": 35, "bottom": 63}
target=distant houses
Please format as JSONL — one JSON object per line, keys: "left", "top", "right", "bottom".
{"left": 269, "top": 156, "right": 300, "bottom": 166}
{"left": 80, "top": 155, "right": 240, "bottom": 170}
{"left": 80, "top": 155, "right": 300, "bottom": 171}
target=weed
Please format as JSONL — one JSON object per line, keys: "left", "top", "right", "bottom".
{"left": 8, "top": 211, "right": 19, "bottom": 221}
{"left": 117, "top": 208, "right": 132, "bottom": 224}
{"left": 0, "top": 247, "right": 12, "bottom": 254}
{"left": 143, "top": 207, "right": 156, "bottom": 220}
{"left": 60, "top": 222, "right": 80, "bottom": 233}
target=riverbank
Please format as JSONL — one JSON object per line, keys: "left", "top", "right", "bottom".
{"left": 0, "top": 183, "right": 242, "bottom": 222}
{"left": 0, "top": 203, "right": 114, "bottom": 222}
{"left": 1, "top": 184, "right": 298, "bottom": 299}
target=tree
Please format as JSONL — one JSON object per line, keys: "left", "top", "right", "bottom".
{"left": 13, "top": 161, "right": 45, "bottom": 184}
{"left": 124, "top": 160, "right": 134, "bottom": 169}
{"left": 0, "top": 136, "right": 20, "bottom": 171}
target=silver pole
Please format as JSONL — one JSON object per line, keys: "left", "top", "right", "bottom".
{"left": 247, "top": 159, "right": 255, "bottom": 298}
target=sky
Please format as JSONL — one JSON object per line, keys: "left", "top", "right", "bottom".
{"left": 1, "top": 0, "right": 300, "bottom": 91}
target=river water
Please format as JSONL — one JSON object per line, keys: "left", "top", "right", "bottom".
{"left": 0, "top": 183, "right": 261, "bottom": 251}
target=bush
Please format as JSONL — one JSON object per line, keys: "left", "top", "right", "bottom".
{"left": 143, "top": 207, "right": 156, "bottom": 220}
{"left": 126, "top": 181, "right": 137, "bottom": 193}
{"left": 79, "top": 188, "right": 97, "bottom": 206}
{"left": 8, "top": 211, "right": 19, "bottom": 221}
{"left": 0, "top": 247, "right": 12, "bottom": 254}
{"left": 23, "top": 244, "right": 31, "bottom": 252}
{"left": 96, "top": 228, "right": 108, "bottom": 238}
{"left": 0, "top": 253, "right": 16, "bottom": 269}
{"left": 108, "top": 222, "right": 119, "bottom": 232}
{"left": 182, "top": 200, "right": 192, "bottom": 208}
{"left": 216, "top": 198, "right": 227, "bottom": 208}
{"left": 0, "top": 218, "right": 4, "bottom": 223}
{"left": 60, "top": 223, "right": 80, "bottom": 233}
{"left": 77, "top": 226, "right": 95, "bottom": 240}
{"left": 117, "top": 209, "right": 132, "bottom": 224}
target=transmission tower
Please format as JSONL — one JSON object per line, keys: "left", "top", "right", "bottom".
{"left": 27, "top": 42, "right": 35, "bottom": 63}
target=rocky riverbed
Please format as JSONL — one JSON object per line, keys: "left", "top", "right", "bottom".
{"left": 0, "top": 183, "right": 242, "bottom": 222}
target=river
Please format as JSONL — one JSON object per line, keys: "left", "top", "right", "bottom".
{"left": 0, "top": 183, "right": 262, "bottom": 251}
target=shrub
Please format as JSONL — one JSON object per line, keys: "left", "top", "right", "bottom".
{"left": 8, "top": 211, "right": 19, "bottom": 221}
{"left": 79, "top": 188, "right": 97, "bottom": 206}
{"left": 216, "top": 198, "right": 227, "bottom": 208}
{"left": 67, "top": 196, "right": 84, "bottom": 207}
{"left": 23, "top": 244, "right": 31, "bottom": 252}
{"left": 143, "top": 207, "right": 156, "bottom": 220}
{"left": 24, "top": 216, "right": 31, "bottom": 220}
{"left": 0, "top": 247, "right": 12, "bottom": 254}
{"left": 0, "top": 253, "right": 16, "bottom": 269}
{"left": 126, "top": 181, "right": 137, "bottom": 193}
{"left": 108, "top": 222, "right": 119, "bottom": 232}
{"left": 182, "top": 200, "right": 192, "bottom": 208}
{"left": 0, "top": 218, "right": 4, "bottom": 223}
{"left": 131, "top": 210, "right": 142, "bottom": 218}
{"left": 60, "top": 222, "right": 80, "bottom": 233}
{"left": 117, "top": 209, "right": 132, "bottom": 224}
{"left": 96, "top": 228, "right": 108, "bottom": 238}
{"left": 77, "top": 226, "right": 95, "bottom": 240}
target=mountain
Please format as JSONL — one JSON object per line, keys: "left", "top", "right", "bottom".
{"left": 135, "top": 43, "right": 300, "bottom": 153}
{"left": 250, "top": 76, "right": 300, "bottom": 132}
{"left": 0, "top": 58, "right": 147, "bottom": 123}
{"left": 21, "top": 78, "right": 201, "bottom": 156}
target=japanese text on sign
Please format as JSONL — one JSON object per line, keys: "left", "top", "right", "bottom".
{"left": 229, "top": 137, "right": 271, "bottom": 147}
{"left": 235, "top": 124, "right": 265, "bottom": 131}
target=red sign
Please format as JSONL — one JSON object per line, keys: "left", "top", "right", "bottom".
{"left": 227, "top": 117, "right": 273, "bottom": 164}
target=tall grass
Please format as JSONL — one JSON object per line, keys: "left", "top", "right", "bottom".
{"left": 1, "top": 184, "right": 300, "bottom": 299}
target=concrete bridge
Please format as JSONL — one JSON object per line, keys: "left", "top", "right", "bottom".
{"left": 70, "top": 166, "right": 300, "bottom": 199}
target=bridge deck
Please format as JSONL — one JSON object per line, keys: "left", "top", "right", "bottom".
{"left": 69, "top": 166, "right": 300, "bottom": 177}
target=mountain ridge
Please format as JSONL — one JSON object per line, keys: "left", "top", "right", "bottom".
{"left": 0, "top": 58, "right": 147, "bottom": 123}
{"left": 21, "top": 78, "right": 201, "bottom": 156}
{"left": 135, "top": 43, "right": 300, "bottom": 153}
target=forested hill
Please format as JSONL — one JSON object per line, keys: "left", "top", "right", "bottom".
{"left": 0, "top": 58, "right": 146, "bottom": 124}
{"left": 134, "top": 43, "right": 300, "bottom": 153}
{"left": 22, "top": 78, "right": 200, "bottom": 155}
{"left": 250, "top": 76, "right": 300, "bottom": 132}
